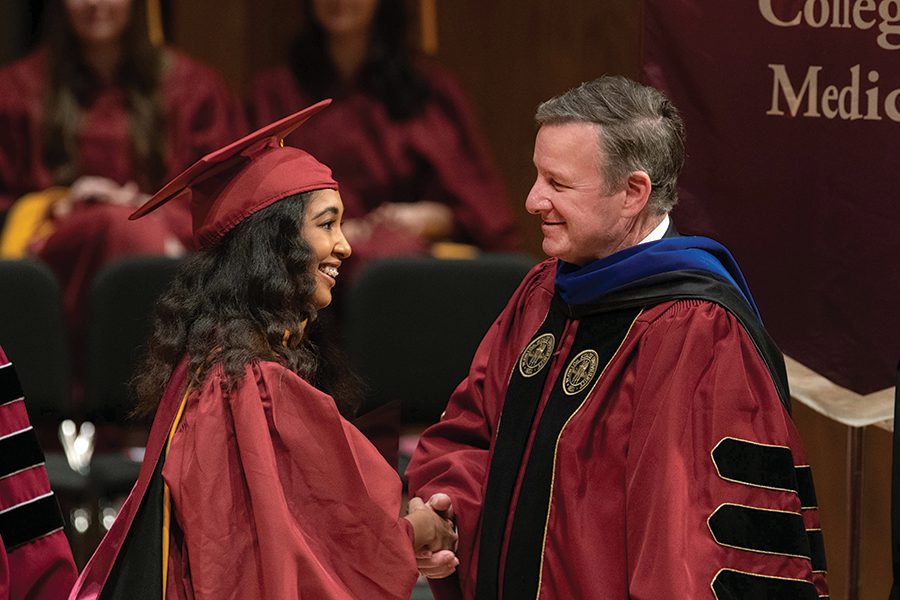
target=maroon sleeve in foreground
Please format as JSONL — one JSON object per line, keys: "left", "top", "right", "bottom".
{"left": 0, "top": 349, "right": 78, "bottom": 600}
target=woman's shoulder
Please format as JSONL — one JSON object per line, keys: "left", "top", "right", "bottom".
{"left": 410, "top": 55, "right": 471, "bottom": 102}
{"left": 203, "top": 358, "right": 310, "bottom": 383}
{"left": 0, "top": 49, "right": 46, "bottom": 106}
{"left": 247, "top": 64, "right": 297, "bottom": 95}
{"left": 159, "top": 48, "right": 243, "bottom": 143}
{"left": 405, "top": 55, "right": 488, "bottom": 133}
{"left": 242, "top": 359, "right": 327, "bottom": 397}
{"left": 411, "top": 55, "right": 457, "bottom": 84}
{"left": 162, "top": 48, "right": 233, "bottom": 96}
{"left": 192, "top": 360, "right": 328, "bottom": 414}
{"left": 245, "top": 65, "right": 307, "bottom": 119}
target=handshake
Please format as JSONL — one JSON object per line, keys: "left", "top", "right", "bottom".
{"left": 403, "top": 492, "right": 459, "bottom": 579}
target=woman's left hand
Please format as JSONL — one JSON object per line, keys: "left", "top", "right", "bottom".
{"left": 404, "top": 494, "right": 459, "bottom": 579}
{"left": 52, "top": 177, "right": 148, "bottom": 219}
{"left": 415, "top": 547, "right": 459, "bottom": 579}
{"left": 371, "top": 201, "right": 455, "bottom": 240}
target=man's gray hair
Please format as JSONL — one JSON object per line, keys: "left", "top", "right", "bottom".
{"left": 535, "top": 76, "right": 685, "bottom": 215}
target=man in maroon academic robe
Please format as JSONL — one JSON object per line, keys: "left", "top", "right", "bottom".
{"left": 407, "top": 77, "right": 829, "bottom": 599}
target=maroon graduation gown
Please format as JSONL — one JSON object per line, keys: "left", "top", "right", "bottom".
{"left": 246, "top": 60, "right": 517, "bottom": 277}
{"left": 0, "top": 48, "right": 244, "bottom": 400}
{"left": 69, "top": 359, "right": 418, "bottom": 600}
{"left": 0, "top": 346, "right": 78, "bottom": 600}
{"left": 407, "top": 259, "right": 830, "bottom": 599}
{"left": 0, "top": 48, "right": 243, "bottom": 217}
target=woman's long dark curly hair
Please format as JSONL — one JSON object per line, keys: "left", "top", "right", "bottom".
{"left": 133, "top": 191, "right": 362, "bottom": 419}
{"left": 40, "top": 0, "right": 167, "bottom": 190}
{"left": 289, "top": 0, "right": 430, "bottom": 121}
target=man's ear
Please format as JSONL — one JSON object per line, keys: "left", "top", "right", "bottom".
{"left": 621, "top": 171, "right": 652, "bottom": 218}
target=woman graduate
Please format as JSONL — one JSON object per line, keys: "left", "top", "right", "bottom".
{"left": 247, "top": 0, "right": 517, "bottom": 277}
{"left": 68, "top": 100, "right": 457, "bottom": 600}
{"left": 0, "top": 0, "right": 242, "bottom": 399}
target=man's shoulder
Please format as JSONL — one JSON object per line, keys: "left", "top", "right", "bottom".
{"left": 633, "top": 297, "right": 791, "bottom": 410}
{"left": 638, "top": 297, "right": 728, "bottom": 323}
{"left": 514, "top": 257, "right": 557, "bottom": 311}
{"left": 526, "top": 257, "right": 557, "bottom": 286}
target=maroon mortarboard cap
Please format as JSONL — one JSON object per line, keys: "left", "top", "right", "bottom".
{"left": 129, "top": 99, "right": 337, "bottom": 249}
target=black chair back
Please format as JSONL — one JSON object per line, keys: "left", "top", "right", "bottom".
{"left": 345, "top": 253, "right": 537, "bottom": 425}
{"left": 0, "top": 259, "right": 70, "bottom": 421}
{"left": 84, "top": 256, "right": 182, "bottom": 423}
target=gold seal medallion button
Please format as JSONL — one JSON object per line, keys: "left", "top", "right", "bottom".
{"left": 519, "top": 333, "right": 556, "bottom": 378}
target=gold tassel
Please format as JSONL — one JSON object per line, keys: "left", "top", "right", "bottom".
{"left": 147, "top": 0, "right": 165, "bottom": 46}
{"left": 282, "top": 319, "right": 309, "bottom": 348}
{"left": 420, "top": 0, "right": 438, "bottom": 55}
{"left": 162, "top": 383, "right": 192, "bottom": 600}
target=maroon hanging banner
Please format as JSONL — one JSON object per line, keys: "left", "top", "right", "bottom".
{"left": 642, "top": 0, "right": 900, "bottom": 394}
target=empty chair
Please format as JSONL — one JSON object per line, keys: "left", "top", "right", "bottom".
{"left": 84, "top": 255, "right": 182, "bottom": 424}
{"left": 0, "top": 259, "right": 71, "bottom": 423}
{"left": 344, "top": 253, "right": 537, "bottom": 427}
{"left": 83, "top": 255, "right": 183, "bottom": 496}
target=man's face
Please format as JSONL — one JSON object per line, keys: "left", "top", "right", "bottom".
{"left": 525, "top": 122, "right": 627, "bottom": 266}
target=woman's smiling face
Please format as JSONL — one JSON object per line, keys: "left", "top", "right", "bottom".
{"left": 64, "top": 0, "right": 133, "bottom": 47}
{"left": 301, "top": 189, "right": 351, "bottom": 310}
{"left": 311, "top": 0, "right": 380, "bottom": 38}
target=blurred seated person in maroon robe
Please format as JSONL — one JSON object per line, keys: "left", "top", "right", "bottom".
{"left": 0, "top": 0, "right": 243, "bottom": 399}
{"left": 246, "top": 0, "right": 517, "bottom": 278}
{"left": 68, "top": 102, "right": 458, "bottom": 600}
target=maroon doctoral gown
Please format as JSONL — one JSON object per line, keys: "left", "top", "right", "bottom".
{"left": 407, "top": 258, "right": 830, "bottom": 600}
{"left": 246, "top": 59, "right": 517, "bottom": 276}
{"left": 0, "top": 346, "right": 78, "bottom": 600}
{"left": 69, "top": 359, "right": 418, "bottom": 600}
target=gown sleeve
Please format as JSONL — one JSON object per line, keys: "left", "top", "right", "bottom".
{"left": 163, "top": 361, "right": 417, "bottom": 600}
{"left": 0, "top": 346, "right": 78, "bottom": 600}
{"left": 624, "top": 299, "right": 829, "bottom": 599}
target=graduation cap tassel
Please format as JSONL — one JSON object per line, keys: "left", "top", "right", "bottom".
{"left": 147, "top": 0, "right": 165, "bottom": 46}
{"left": 420, "top": 0, "right": 438, "bottom": 55}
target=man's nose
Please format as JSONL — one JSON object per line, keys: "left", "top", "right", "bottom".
{"left": 525, "top": 181, "right": 549, "bottom": 214}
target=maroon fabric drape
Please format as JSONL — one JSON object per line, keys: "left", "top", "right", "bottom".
{"left": 642, "top": 0, "right": 900, "bottom": 394}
